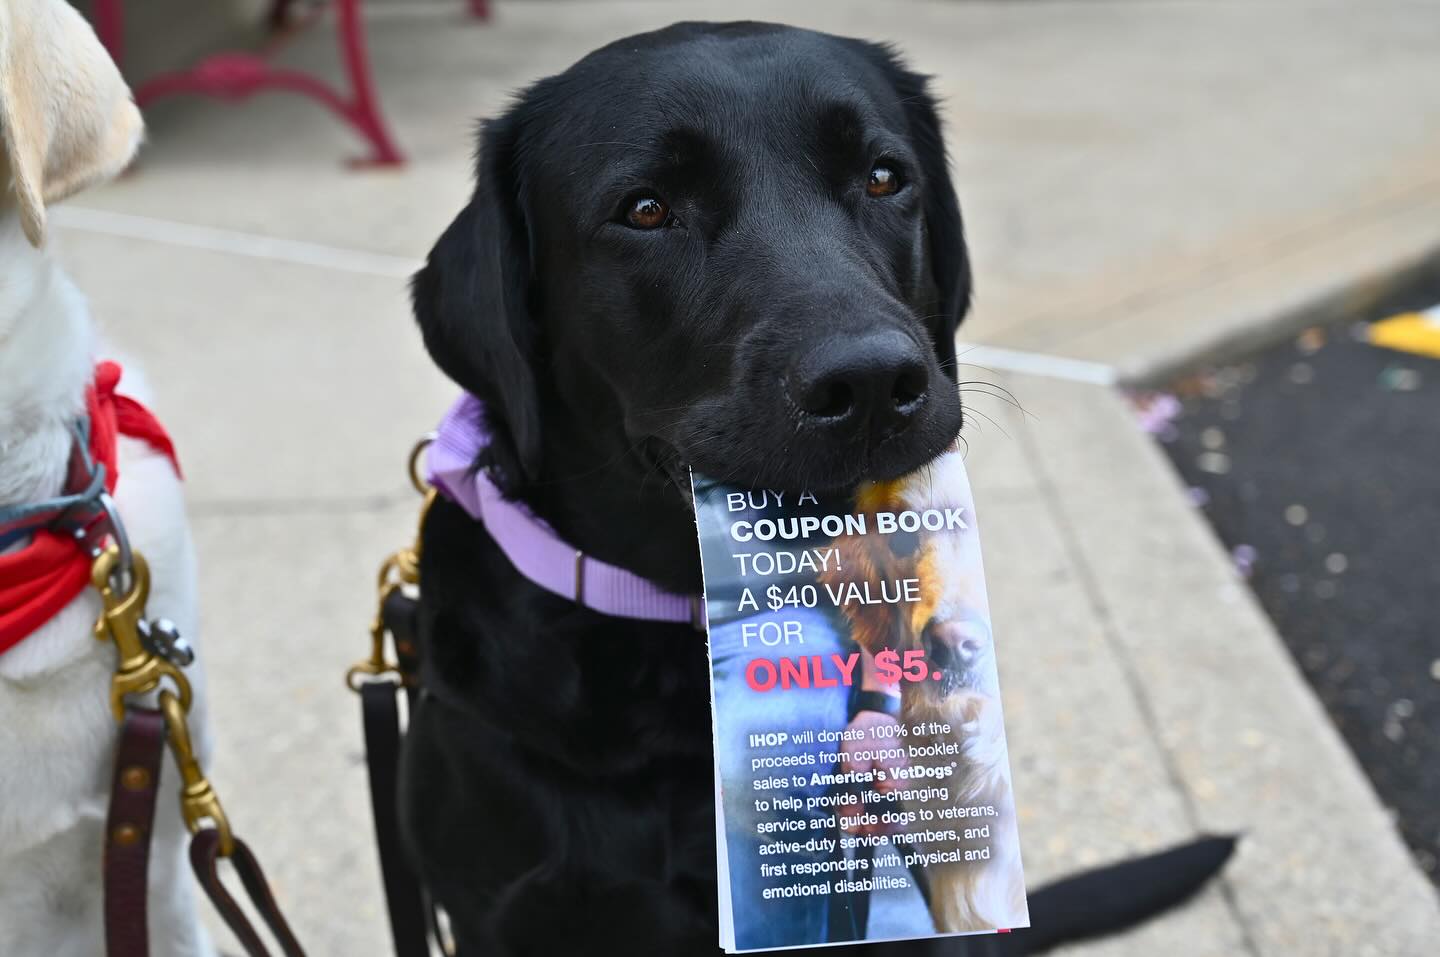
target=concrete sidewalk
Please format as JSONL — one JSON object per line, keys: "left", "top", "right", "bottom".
{"left": 52, "top": 1, "right": 1440, "bottom": 953}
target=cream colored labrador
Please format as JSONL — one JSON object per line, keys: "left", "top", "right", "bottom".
{"left": 0, "top": 2, "right": 213, "bottom": 953}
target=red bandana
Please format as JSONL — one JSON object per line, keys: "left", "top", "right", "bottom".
{"left": 0, "top": 362, "right": 181, "bottom": 655}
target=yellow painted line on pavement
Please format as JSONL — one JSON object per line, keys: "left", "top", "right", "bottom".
{"left": 1369, "top": 305, "right": 1440, "bottom": 360}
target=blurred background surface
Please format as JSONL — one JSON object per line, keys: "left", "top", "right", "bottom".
{"left": 48, "top": 1, "right": 1440, "bottom": 954}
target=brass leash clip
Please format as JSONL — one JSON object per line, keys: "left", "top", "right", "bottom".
{"left": 92, "top": 546, "right": 191, "bottom": 720}
{"left": 161, "top": 689, "right": 235, "bottom": 856}
{"left": 346, "top": 542, "right": 424, "bottom": 691}
{"left": 346, "top": 435, "right": 436, "bottom": 692}
{"left": 92, "top": 544, "right": 233, "bottom": 856}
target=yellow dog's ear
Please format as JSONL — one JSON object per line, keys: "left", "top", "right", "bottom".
{"left": 0, "top": 0, "right": 142, "bottom": 246}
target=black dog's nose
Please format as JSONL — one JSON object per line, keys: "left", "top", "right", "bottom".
{"left": 789, "top": 331, "right": 929, "bottom": 438}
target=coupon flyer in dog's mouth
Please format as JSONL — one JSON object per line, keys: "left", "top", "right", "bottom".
{"left": 692, "top": 448, "right": 1029, "bottom": 952}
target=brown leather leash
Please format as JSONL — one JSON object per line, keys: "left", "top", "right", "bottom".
{"left": 91, "top": 542, "right": 306, "bottom": 957}
{"left": 103, "top": 706, "right": 165, "bottom": 955}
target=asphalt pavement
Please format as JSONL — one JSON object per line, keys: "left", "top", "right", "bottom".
{"left": 1150, "top": 264, "right": 1440, "bottom": 887}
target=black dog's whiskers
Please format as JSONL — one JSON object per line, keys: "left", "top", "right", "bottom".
{"left": 563, "top": 139, "right": 672, "bottom": 158}
{"left": 958, "top": 383, "right": 1033, "bottom": 420}
{"left": 955, "top": 376, "right": 1024, "bottom": 407}
{"left": 961, "top": 403, "right": 1012, "bottom": 440}
{"left": 952, "top": 356, "right": 1034, "bottom": 410}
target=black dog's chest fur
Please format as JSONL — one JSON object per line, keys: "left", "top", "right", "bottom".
{"left": 401, "top": 497, "right": 720, "bottom": 953}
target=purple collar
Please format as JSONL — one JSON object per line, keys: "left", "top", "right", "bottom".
{"left": 426, "top": 395, "right": 705, "bottom": 630}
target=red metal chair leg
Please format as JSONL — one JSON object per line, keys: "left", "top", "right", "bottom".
{"left": 130, "top": 0, "right": 405, "bottom": 167}
{"left": 468, "top": 0, "right": 492, "bottom": 19}
{"left": 335, "top": 0, "right": 404, "bottom": 165}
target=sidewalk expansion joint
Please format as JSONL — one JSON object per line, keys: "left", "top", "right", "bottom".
{"left": 189, "top": 491, "right": 419, "bottom": 518}
{"left": 1016, "top": 397, "right": 1264, "bottom": 957}
{"left": 53, "top": 207, "right": 423, "bottom": 279}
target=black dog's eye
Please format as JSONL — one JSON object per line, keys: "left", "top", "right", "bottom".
{"left": 866, "top": 164, "right": 902, "bottom": 198}
{"left": 625, "top": 195, "right": 671, "bottom": 229}
{"left": 890, "top": 527, "right": 920, "bottom": 558}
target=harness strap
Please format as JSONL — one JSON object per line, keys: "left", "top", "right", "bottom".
{"left": 0, "top": 422, "right": 105, "bottom": 550}
{"left": 0, "top": 361, "right": 181, "bottom": 653}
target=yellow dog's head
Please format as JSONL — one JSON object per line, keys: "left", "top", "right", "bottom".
{"left": 0, "top": 0, "right": 142, "bottom": 247}
{"left": 821, "top": 451, "right": 996, "bottom": 703}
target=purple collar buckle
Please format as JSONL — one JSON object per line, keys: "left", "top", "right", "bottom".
{"left": 426, "top": 395, "right": 706, "bottom": 630}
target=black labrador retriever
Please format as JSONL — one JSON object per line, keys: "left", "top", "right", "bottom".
{"left": 403, "top": 21, "right": 1231, "bottom": 956}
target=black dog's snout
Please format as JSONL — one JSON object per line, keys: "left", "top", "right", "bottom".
{"left": 789, "top": 331, "right": 929, "bottom": 438}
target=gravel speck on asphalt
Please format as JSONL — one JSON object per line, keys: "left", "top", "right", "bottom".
{"left": 1196, "top": 451, "right": 1231, "bottom": 474}
{"left": 1380, "top": 364, "right": 1423, "bottom": 392}
{"left": 1232, "top": 544, "right": 1258, "bottom": 578}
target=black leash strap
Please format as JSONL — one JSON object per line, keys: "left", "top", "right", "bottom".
{"left": 360, "top": 589, "right": 431, "bottom": 957}
{"left": 362, "top": 680, "right": 428, "bottom": 957}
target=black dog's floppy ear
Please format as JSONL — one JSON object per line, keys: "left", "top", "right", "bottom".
{"left": 868, "top": 48, "right": 972, "bottom": 379}
{"left": 412, "top": 113, "right": 542, "bottom": 479}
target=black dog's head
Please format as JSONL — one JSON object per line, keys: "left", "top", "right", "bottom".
{"left": 415, "top": 22, "right": 969, "bottom": 498}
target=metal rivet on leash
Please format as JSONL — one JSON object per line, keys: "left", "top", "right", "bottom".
{"left": 120, "top": 766, "right": 151, "bottom": 792}
{"left": 111, "top": 824, "right": 142, "bottom": 847}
